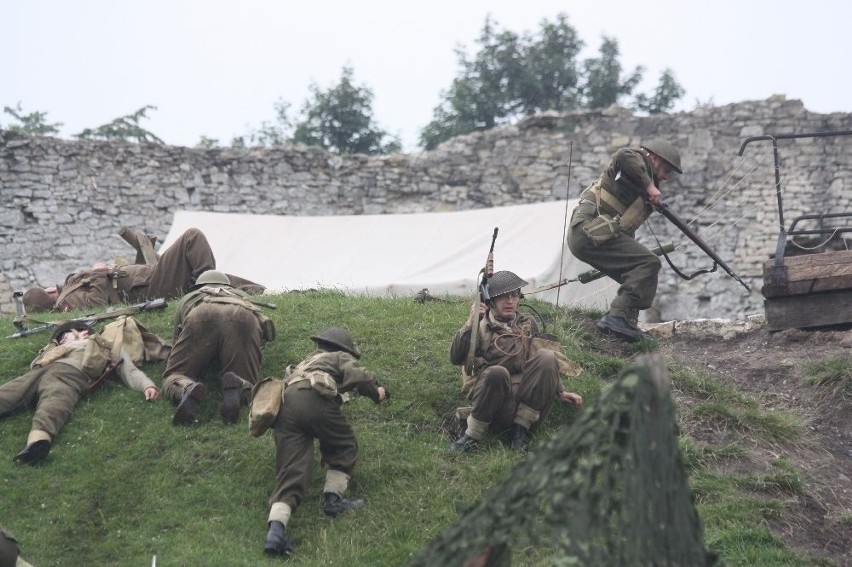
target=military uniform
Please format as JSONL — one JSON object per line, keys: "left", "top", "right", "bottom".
{"left": 450, "top": 310, "right": 563, "bottom": 442}
{"left": 162, "top": 282, "right": 274, "bottom": 423}
{"left": 266, "top": 349, "right": 382, "bottom": 535}
{"left": 54, "top": 228, "right": 264, "bottom": 311}
{"left": 567, "top": 147, "right": 663, "bottom": 330}
{"left": 0, "top": 326, "right": 156, "bottom": 463}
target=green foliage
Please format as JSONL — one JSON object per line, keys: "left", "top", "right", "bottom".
{"left": 75, "top": 105, "right": 164, "bottom": 144}
{"left": 2, "top": 102, "right": 63, "bottom": 135}
{"left": 581, "top": 36, "right": 643, "bottom": 109}
{"left": 0, "top": 294, "right": 818, "bottom": 565}
{"left": 292, "top": 66, "right": 401, "bottom": 156}
{"left": 419, "top": 14, "right": 684, "bottom": 150}
{"left": 634, "top": 68, "right": 687, "bottom": 114}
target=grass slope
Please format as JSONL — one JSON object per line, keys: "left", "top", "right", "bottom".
{"left": 0, "top": 292, "right": 822, "bottom": 566}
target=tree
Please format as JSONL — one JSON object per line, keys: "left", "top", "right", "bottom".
{"left": 2, "top": 102, "right": 63, "bottom": 135}
{"left": 292, "top": 66, "right": 400, "bottom": 156}
{"left": 419, "top": 14, "right": 685, "bottom": 150}
{"left": 75, "top": 105, "right": 164, "bottom": 144}
{"left": 580, "top": 37, "right": 643, "bottom": 109}
{"left": 634, "top": 69, "right": 686, "bottom": 114}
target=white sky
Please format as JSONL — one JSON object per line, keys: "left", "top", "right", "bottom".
{"left": 4, "top": 0, "right": 850, "bottom": 152}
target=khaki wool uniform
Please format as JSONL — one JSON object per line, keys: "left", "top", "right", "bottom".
{"left": 567, "top": 148, "right": 662, "bottom": 326}
{"left": 162, "top": 285, "right": 271, "bottom": 401}
{"left": 267, "top": 350, "right": 382, "bottom": 523}
{"left": 0, "top": 334, "right": 156, "bottom": 448}
{"left": 56, "top": 228, "right": 264, "bottom": 311}
{"left": 449, "top": 311, "right": 564, "bottom": 437}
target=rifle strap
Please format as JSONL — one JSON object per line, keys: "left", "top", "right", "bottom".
{"left": 646, "top": 219, "right": 717, "bottom": 281}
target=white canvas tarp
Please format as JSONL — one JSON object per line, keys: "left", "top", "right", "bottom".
{"left": 161, "top": 201, "right": 615, "bottom": 309}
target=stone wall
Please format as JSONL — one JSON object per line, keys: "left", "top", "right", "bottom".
{"left": 2, "top": 96, "right": 850, "bottom": 320}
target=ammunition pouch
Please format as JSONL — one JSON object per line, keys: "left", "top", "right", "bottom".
{"left": 249, "top": 377, "right": 283, "bottom": 437}
{"left": 582, "top": 214, "right": 622, "bottom": 245}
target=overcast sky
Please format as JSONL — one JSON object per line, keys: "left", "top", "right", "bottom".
{"left": 4, "top": 0, "right": 850, "bottom": 152}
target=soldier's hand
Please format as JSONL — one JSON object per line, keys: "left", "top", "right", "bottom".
{"left": 378, "top": 386, "right": 391, "bottom": 402}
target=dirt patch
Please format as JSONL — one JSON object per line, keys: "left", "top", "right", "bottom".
{"left": 655, "top": 322, "right": 852, "bottom": 565}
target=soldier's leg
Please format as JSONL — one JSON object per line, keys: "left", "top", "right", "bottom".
{"left": 0, "top": 368, "right": 45, "bottom": 418}
{"left": 218, "top": 309, "right": 263, "bottom": 385}
{"left": 515, "top": 350, "right": 561, "bottom": 430}
{"left": 147, "top": 228, "right": 216, "bottom": 298}
{"left": 312, "top": 403, "right": 365, "bottom": 517}
{"left": 15, "top": 366, "right": 89, "bottom": 463}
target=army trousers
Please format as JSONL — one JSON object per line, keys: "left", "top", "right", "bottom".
{"left": 0, "top": 362, "right": 89, "bottom": 441}
{"left": 163, "top": 303, "right": 263, "bottom": 401}
{"left": 567, "top": 213, "right": 661, "bottom": 323}
{"left": 269, "top": 386, "right": 358, "bottom": 512}
{"left": 470, "top": 349, "right": 561, "bottom": 433}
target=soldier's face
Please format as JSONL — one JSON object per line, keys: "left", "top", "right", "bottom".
{"left": 60, "top": 329, "right": 90, "bottom": 344}
{"left": 652, "top": 155, "right": 673, "bottom": 182}
{"left": 491, "top": 291, "right": 520, "bottom": 319}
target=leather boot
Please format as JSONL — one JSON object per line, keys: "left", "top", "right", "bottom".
{"left": 596, "top": 314, "right": 642, "bottom": 343}
{"left": 263, "top": 521, "right": 294, "bottom": 556}
{"left": 322, "top": 493, "right": 364, "bottom": 518}
{"left": 220, "top": 371, "right": 243, "bottom": 425}
{"left": 449, "top": 433, "right": 479, "bottom": 453}
{"left": 510, "top": 424, "right": 531, "bottom": 453}
{"left": 13, "top": 439, "right": 51, "bottom": 465}
{"left": 173, "top": 382, "right": 205, "bottom": 426}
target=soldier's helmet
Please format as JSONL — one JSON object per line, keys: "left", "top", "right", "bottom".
{"left": 195, "top": 270, "right": 231, "bottom": 287}
{"left": 486, "top": 270, "right": 528, "bottom": 300}
{"left": 640, "top": 139, "right": 683, "bottom": 174}
{"left": 22, "top": 287, "right": 55, "bottom": 312}
{"left": 51, "top": 320, "right": 93, "bottom": 343}
{"left": 310, "top": 327, "right": 362, "bottom": 359}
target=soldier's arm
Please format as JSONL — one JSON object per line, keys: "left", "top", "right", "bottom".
{"left": 115, "top": 349, "right": 159, "bottom": 400}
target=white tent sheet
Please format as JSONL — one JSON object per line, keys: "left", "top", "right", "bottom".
{"left": 161, "top": 202, "right": 615, "bottom": 309}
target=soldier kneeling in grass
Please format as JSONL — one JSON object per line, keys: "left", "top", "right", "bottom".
{"left": 261, "top": 327, "right": 389, "bottom": 556}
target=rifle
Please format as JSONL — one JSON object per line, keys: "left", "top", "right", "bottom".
{"left": 7, "top": 297, "right": 168, "bottom": 339}
{"left": 525, "top": 243, "right": 676, "bottom": 295}
{"left": 464, "top": 228, "right": 498, "bottom": 376}
{"left": 656, "top": 203, "right": 751, "bottom": 292}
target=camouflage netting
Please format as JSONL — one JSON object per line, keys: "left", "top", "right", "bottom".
{"left": 408, "top": 354, "right": 718, "bottom": 567}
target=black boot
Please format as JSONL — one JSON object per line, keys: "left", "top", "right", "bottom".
{"left": 173, "top": 382, "right": 205, "bottom": 426}
{"left": 13, "top": 439, "right": 51, "bottom": 465}
{"left": 263, "top": 521, "right": 294, "bottom": 556}
{"left": 596, "top": 314, "right": 643, "bottom": 342}
{"left": 449, "top": 433, "right": 479, "bottom": 453}
{"left": 220, "top": 371, "right": 243, "bottom": 425}
{"left": 510, "top": 424, "right": 531, "bottom": 453}
{"left": 322, "top": 493, "right": 364, "bottom": 518}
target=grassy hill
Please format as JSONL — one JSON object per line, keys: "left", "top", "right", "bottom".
{"left": 0, "top": 291, "right": 842, "bottom": 566}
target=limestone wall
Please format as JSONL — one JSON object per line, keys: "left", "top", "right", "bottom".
{"left": 2, "top": 96, "right": 850, "bottom": 321}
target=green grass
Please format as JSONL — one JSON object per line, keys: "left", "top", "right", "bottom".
{"left": 0, "top": 292, "right": 823, "bottom": 565}
{"left": 802, "top": 356, "right": 852, "bottom": 400}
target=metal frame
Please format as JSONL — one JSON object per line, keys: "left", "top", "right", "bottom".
{"left": 738, "top": 130, "right": 852, "bottom": 285}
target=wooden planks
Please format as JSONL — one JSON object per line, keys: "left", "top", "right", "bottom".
{"left": 762, "top": 250, "right": 852, "bottom": 298}
{"left": 765, "top": 289, "right": 852, "bottom": 331}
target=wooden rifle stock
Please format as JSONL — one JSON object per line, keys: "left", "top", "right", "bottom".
{"left": 656, "top": 203, "right": 751, "bottom": 292}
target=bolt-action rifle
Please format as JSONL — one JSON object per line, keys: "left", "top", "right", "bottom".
{"left": 464, "top": 228, "right": 498, "bottom": 377}
{"left": 656, "top": 202, "right": 751, "bottom": 292}
{"left": 525, "top": 243, "right": 676, "bottom": 295}
{"left": 7, "top": 297, "right": 168, "bottom": 339}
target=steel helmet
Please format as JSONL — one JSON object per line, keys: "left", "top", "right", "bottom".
{"left": 51, "top": 320, "right": 93, "bottom": 343}
{"left": 486, "top": 270, "right": 528, "bottom": 299}
{"left": 22, "top": 287, "right": 56, "bottom": 312}
{"left": 195, "top": 270, "right": 231, "bottom": 287}
{"left": 310, "top": 327, "right": 362, "bottom": 359}
{"left": 640, "top": 139, "right": 683, "bottom": 174}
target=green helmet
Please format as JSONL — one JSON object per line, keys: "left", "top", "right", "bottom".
{"left": 195, "top": 270, "right": 230, "bottom": 287}
{"left": 22, "top": 287, "right": 56, "bottom": 312}
{"left": 51, "top": 320, "right": 92, "bottom": 343}
{"left": 486, "top": 270, "right": 528, "bottom": 300}
{"left": 640, "top": 139, "right": 683, "bottom": 174}
{"left": 311, "top": 327, "right": 361, "bottom": 359}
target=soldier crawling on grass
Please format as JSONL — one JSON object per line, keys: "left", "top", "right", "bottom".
{"left": 263, "top": 327, "right": 389, "bottom": 557}
{"left": 449, "top": 270, "right": 583, "bottom": 454}
{"left": 163, "top": 270, "right": 276, "bottom": 426}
